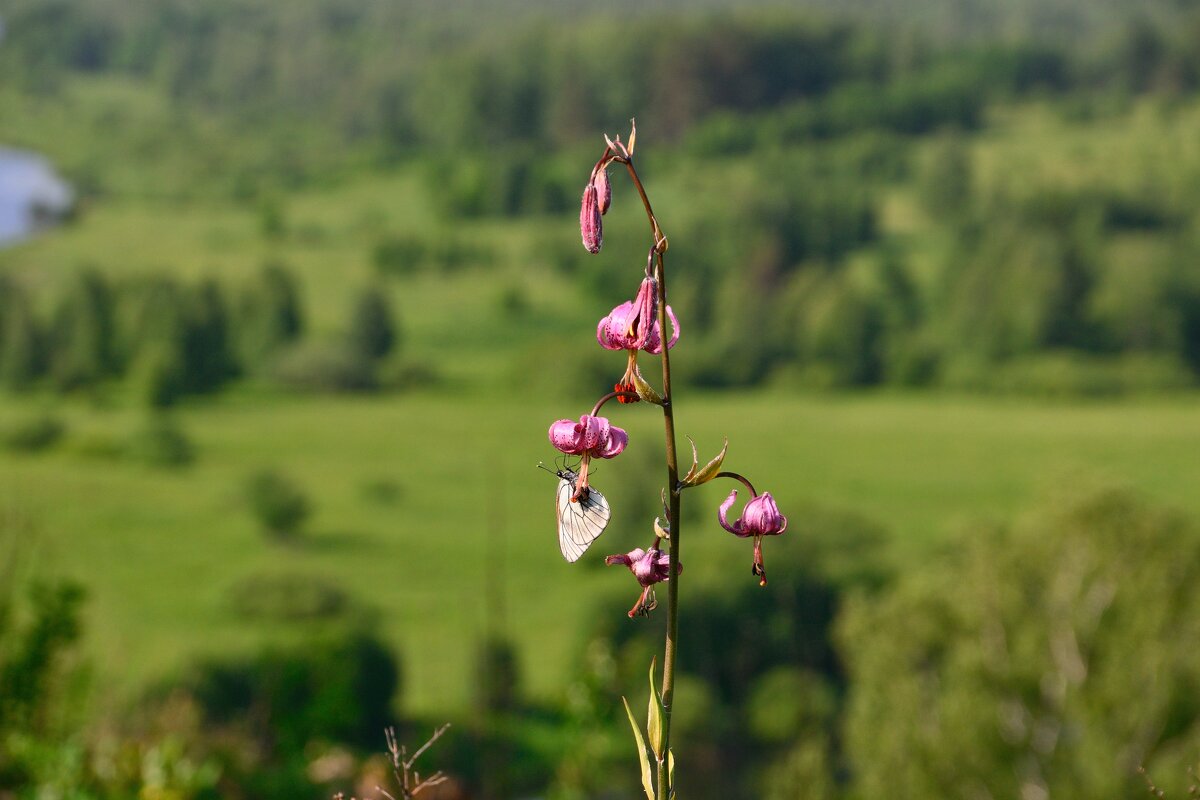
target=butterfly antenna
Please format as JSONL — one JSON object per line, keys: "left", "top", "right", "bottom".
{"left": 537, "top": 462, "right": 557, "bottom": 476}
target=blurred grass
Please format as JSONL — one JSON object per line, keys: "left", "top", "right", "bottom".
{"left": 3, "top": 390, "right": 1199, "bottom": 716}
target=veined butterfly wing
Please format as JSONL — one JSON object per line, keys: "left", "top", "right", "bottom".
{"left": 555, "top": 469, "right": 611, "bottom": 562}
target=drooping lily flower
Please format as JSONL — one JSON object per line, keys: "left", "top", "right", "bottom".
{"left": 548, "top": 414, "right": 628, "bottom": 497}
{"left": 718, "top": 490, "right": 788, "bottom": 586}
{"left": 597, "top": 276, "right": 679, "bottom": 402}
{"left": 605, "top": 546, "right": 680, "bottom": 617}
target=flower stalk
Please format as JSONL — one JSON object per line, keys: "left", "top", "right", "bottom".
{"left": 558, "top": 122, "right": 786, "bottom": 799}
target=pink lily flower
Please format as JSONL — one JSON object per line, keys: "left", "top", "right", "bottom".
{"left": 605, "top": 546, "right": 681, "bottom": 617}
{"left": 597, "top": 276, "right": 679, "bottom": 403}
{"left": 718, "top": 490, "right": 788, "bottom": 586}
{"left": 547, "top": 414, "right": 628, "bottom": 497}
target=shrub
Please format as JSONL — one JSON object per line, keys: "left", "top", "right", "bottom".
{"left": 245, "top": 470, "right": 310, "bottom": 540}
{"left": 127, "top": 415, "right": 194, "bottom": 468}
{"left": 270, "top": 342, "right": 376, "bottom": 393}
{"left": 179, "top": 629, "right": 400, "bottom": 753}
{"left": 2, "top": 414, "right": 65, "bottom": 453}
{"left": 347, "top": 285, "right": 398, "bottom": 362}
{"left": 226, "top": 573, "right": 350, "bottom": 621}
{"left": 271, "top": 340, "right": 374, "bottom": 393}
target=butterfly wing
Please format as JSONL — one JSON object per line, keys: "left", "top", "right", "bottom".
{"left": 556, "top": 478, "right": 611, "bottom": 562}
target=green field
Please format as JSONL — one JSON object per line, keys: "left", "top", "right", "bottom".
{"left": 5, "top": 390, "right": 1198, "bottom": 716}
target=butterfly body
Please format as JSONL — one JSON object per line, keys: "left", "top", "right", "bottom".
{"left": 550, "top": 466, "right": 611, "bottom": 562}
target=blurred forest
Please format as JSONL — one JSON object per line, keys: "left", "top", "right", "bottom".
{"left": 2, "top": 0, "right": 1200, "bottom": 797}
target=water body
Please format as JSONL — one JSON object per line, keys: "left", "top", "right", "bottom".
{"left": 0, "top": 147, "right": 74, "bottom": 247}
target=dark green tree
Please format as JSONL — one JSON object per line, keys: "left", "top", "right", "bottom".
{"left": 347, "top": 285, "right": 398, "bottom": 362}
{"left": 49, "top": 270, "right": 115, "bottom": 390}
{"left": 0, "top": 284, "right": 44, "bottom": 391}
{"left": 182, "top": 279, "right": 238, "bottom": 393}
{"left": 236, "top": 262, "right": 304, "bottom": 370}
{"left": 245, "top": 470, "right": 310, "bottom": 541}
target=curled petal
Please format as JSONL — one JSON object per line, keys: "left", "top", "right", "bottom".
{"left": 595, "top": 423, "right": 628, "bottom": 459}
{"left": 549, "top": 419, "right": 585, "bottom": 454}
{"left": 718, "top": 489, "right": 747, "bottom": 536}
{"left": 645, "top": 305, "right": 680, "bottom": 354}
{"left": 628, "top": 278, "right": 658, "bottom": 351}
{"left": 578, "top": 414, "right": 610, "bottom": 452}
{"left": 605, "top": 549, "right": 642, "bottom": 568}
{"left": 743, "top": 492, "right": 788, "bottom": 536}
{"left": 632, "top": 553, "right": 659, "bottom": 585}
{"left": 597, "top": 302, "right": 635, "bottom": 351}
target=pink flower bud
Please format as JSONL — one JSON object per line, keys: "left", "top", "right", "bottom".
{"left": 592, "top": 162, "right": 611, "bottom": 215}
{"left": 580, "top": 184, "right": 602, "bottom": 254}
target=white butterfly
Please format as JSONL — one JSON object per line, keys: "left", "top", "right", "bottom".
{"left": 541, "top": 464, "right": 612, "bottom": 562}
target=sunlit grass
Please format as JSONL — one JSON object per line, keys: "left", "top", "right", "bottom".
{"left": 4, "top": 390, "right": 1199, "bottom": 716}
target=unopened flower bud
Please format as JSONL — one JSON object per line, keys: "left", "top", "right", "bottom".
{"left": 580, "top": 184, "right": 603, "bottom": 254}
{"left": 592, "top": 162, "right": 611, "bottom": 215}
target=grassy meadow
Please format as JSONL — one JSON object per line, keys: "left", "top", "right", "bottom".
{"left": 4, "top": 389, "right": 1199, "bottom": 716}
{"left": 5, "top": 86, "right": 1200, "bottom": 716}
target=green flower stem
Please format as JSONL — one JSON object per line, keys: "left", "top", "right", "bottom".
{"left": 622, "top": 156, "right": 679, "bottom": 800}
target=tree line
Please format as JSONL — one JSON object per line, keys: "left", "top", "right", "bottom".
{"left": 0, "top": 265, "right": 401, "bottom": 404}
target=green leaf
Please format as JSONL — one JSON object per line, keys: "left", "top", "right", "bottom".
{"left": 680, "top": 437, "right": 728, "bottom": 488}
{"left": 632, "top": 367, "right": 664, "bottom": 405}
{"left": 668, "top": 749, "right": 676, "bottom": 799}
{"left": 622, "top": 696, "right": 655, "bottom": 800}
{"left": 690, "top": 437, "right": 728, "bottom": 486}
{"left": 648, "top": 657, "right": 664, "bottom": 760}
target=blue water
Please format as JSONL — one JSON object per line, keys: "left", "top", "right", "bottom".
{"left": 0, "top": 147, "right": 73, "bottom": 247}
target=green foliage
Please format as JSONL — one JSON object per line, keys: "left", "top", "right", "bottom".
{"left": 127, "top": 414, "right": 195, "bottom": 468}
{"left": 919, "top": 133, "right": 974, "bottom": 218}
{"left": 153, "top": 627, "right": 401, "bottom": 796}
{"left": 226, "top": 572, "right": 351, "bottom": 622}
{"left": 0, "top": 570, "right": 86, "bottom": 793}
{"left": 180, "top": 279, "right": 239, "bottom": 394}
{"left": 840, "top": 489, "right": 1200, "bottom": 798}
{"left": 0, "top": 282, "right": 45, "bottom": 391}
{"left": 49, "top": 269, "right": 115, "bottom": 391}
{"left": 245, "top": 469, "right": 310, "bottom": 540}
{"left": 347, "top": 285, "right": 398, "bottom": 362}
{"left": 236, "top": 262, "right": 304, "bottom": 369}
{"left": 271, "top": 341, "right": 377, "bottom": 393}
{"left": 474, "top": 637, "right": 521, "bottom": 716}
{"left": 1, "top": 414, "right": 66, "bottom": 453}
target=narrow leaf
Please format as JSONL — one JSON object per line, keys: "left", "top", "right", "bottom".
{"left": 647, "top": 658, "right": 664, "bottom": 761}
{"left": 688, "top": 438, "right": 729, "bottom": 487}
{"left": 681, "top": 436, "right": 700, "bottom": 484}
{"left": 622, "top": 696, "right": 655, "bottom": 800}
{"left": 628, "top": 118, "right": 638, "bottom": 155}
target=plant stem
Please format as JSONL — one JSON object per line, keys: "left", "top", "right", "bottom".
{"left": 623, "top": 155, "right": 679, "bottom": 800}
{"left": 654, "top": 249, "right": 680, "bottom": 800}
{"left": 716, "top": 471, "right": 758, "bottom": 498}
{"left": 590, "top": 389, "right": 640, "bottom": 417}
